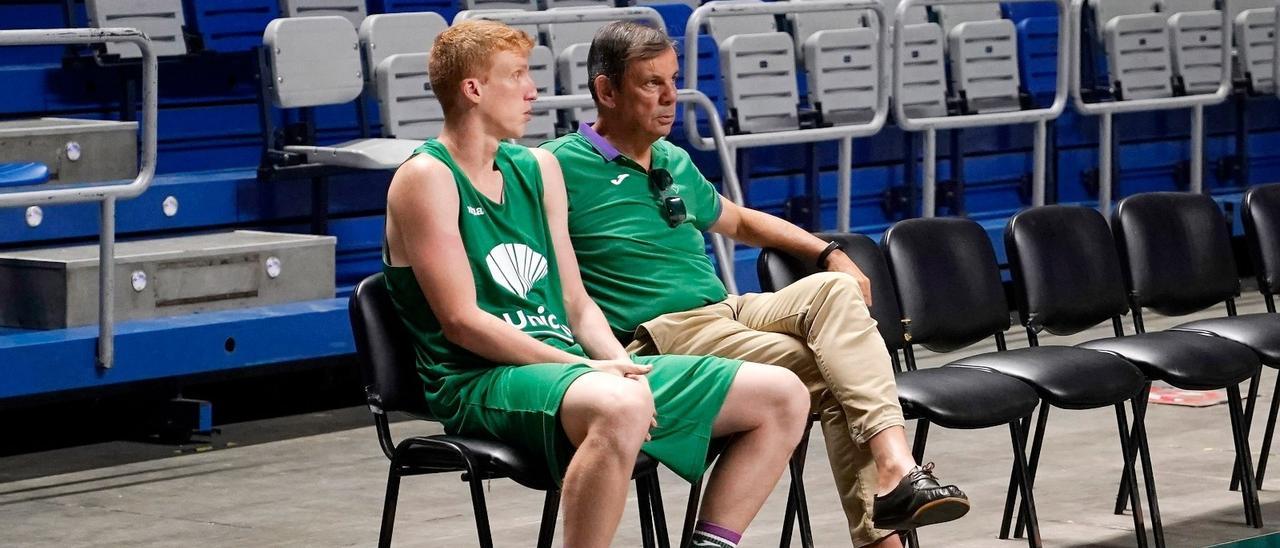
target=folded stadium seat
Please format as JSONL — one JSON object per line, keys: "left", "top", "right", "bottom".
{"left": 87, "top": 0, "right": 190, "bottom": 59}
{"left": 1157, "top": 0, "right": 1227, "bottom": 96}
{"left": 263, "top": 15, "right": 421, "bottom": 169}
{"left": 0, "top": 163, "right": 50, "bottom": 188}
{"left": 758, "top": 233, "right": 1044, "bottom": 548}
{"left": 881, "top": 0, "right": 949, "bottom": 119}
{"left": 883, "top": 217, "right": 1162, "bottom": 548}
{"left": 789, "top": 1, "right": 879, "bottom": 126}
{"left": 1004, "top": 205, "right": 1275, "bottom": 543}
{"left": 349, "top": 274, "right": 672, "bottom": 548}
{"left": 459, "top": 0, "right": 537, "bottom": 12}
{"left": 359, "top": 13, "right": 449, "bottom": 140}
{"left": 1230, "top": 0, "right": 1276, "bottom": 94}
{"left": 545, "top": 6, "right": 615, "bottom": 125}
{"left": 1104, "top": 192, "right": 1279, "bottom": 527}
{"left": 700, "top": 0, "right": 804, "bottom": 134}
{"left": 933, "top": 3, "right": 1024, "bottom": 113}
{"left": 1014, "top": 15, "right": 1059, "bottom": 107}
{"left": 1241, "top": 183, "right": 1280, "bottom": 490}
{"left": 279, "top": 0, "right": 367, "bottom": 27}
{"left": 1093, "top": 2, "right": 1174, "bottom": 100}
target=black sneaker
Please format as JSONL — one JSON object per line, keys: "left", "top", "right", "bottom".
{"left": 872, "top": 463, "right": 970, "bottom": 531}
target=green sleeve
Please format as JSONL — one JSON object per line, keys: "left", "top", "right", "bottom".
{"left": 673, "top": 148, "right": 724, "bottom": 232}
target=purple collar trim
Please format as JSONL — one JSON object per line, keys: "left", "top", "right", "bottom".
{"left": 577, "top": 122, "right": 622, "bottom": 162}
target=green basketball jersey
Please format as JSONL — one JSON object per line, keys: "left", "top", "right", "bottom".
{"left": 383, "top": 140, "right": 586, "bottom": 419}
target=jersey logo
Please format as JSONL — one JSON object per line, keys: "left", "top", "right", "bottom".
{"left": 609, "top": 173, "right": 630, "bottom": 186}
{"left": 466, "top": 205, "right": 486, "bottom": 216}
{"left": 485, "top": 243, "right": 548, "bottom": 299}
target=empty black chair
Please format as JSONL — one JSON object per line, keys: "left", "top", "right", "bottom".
{"left": 760, "top": 231, "right": 1044, "bottom": 548}
{"left": 348, "top": 273, "right": 669, "bottom": 548}
{"left": 1242, "top": 183, "right": 1280, "bottom": 488}
{"left": 1006, "top": 205, "right": 1270, "bottom": 545}
{"left": 1100, "top": 192, "right": 1268, "bottom": 527}
{"left": 883, "top": 217, "right": 1157, "bottom": 547}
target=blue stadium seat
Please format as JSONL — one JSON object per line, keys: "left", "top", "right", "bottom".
{"left": 1016, "top": 16, "right": 1058, "bottom": 107}
{"left": 184, "top": 0, "right": 280, "bottom": 52}
{"left": 0, "top": 162, "right": 50, "bottom": 188}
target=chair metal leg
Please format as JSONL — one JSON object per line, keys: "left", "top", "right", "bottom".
{"left": 638, "top": 475, "right": 657, "bottom": 548}
{"left": 537, "top": 490, "right": 560, "bottom": 548}
{"left": 1013, "top": 405, "right": 1049, "bottom": 539}
{"left": 1232, "top": 370, "right": 1264, "bottom": 492}
{"left": 1000, "top": 414, "right": 1032, "bottom": 540}
{"left": 1131, "top": 396, "right": 1166, "bottom": 548}
{"left": 649, "top": 473, "right": 671, "bottom": 548}
{"left": 788, "top": 442, "right": 815, "bottom": 548}
{"left": 1116, "top": 384, "right": 1152, "bottom": 515}
{"left": 905, "top": 421, "right": 929, "bottom": 548}
{"left": 1009, "top": 420, "right": 1042, "bottom": 548}
{"left": 681, "top": 479, "right": 702, "bottom": 548}
{"left": 1256, "top": 376, "right": 1280, "bottom": 490}
{"left": 467, "top": 471, "right": 495, "bottom": 548}
{"left": 378, "top": 467, "right": 402, "bottom": 548}
{"left": 1228, "top": 385, "right": 1264, "bottom": 528}
{"left": 780, "top": 476, "right": 798, "bottom": 548}
{"left": 1114, "top": 403, "right": 1150, "bottom": 548}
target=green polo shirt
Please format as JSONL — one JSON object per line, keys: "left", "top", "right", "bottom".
{"left": 541, "top": 124, "right": 728, "bottom": 338}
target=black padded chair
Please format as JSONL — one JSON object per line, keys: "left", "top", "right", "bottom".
{"left": 882, "top": 217, "right": 1161, "bottom": 547}
{"left": 1242, "top": 183, "right": 1280, "bottom": 488}
{"left": 760, "top": 231, "right": 1044, "bottom": 548}
{"left": 1104, "top": 192, "right": 1270, "bottom": 527}
{"left": 349, "top": 273, "right": 670, "bottom": 548}
{"left": 1005, "top": 205, "right": 1272, "bottom": 545}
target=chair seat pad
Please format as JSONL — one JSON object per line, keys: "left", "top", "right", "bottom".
{"left": 895, "top": 367, "right": 1040, "bottom": 430}
{"left": 1077, "top": 331, "right": 1260, "bottom": 390}
{"left": 945, "top": 346, "right": 1144, "bottom": 410}
{"left": 398, "top": 434, "right": 659, "bottom": 491}
{"left": 1173, "top": 313, "right": 1280, "bottom": 366}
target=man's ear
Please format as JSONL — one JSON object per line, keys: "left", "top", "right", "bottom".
{"left": 592, "top": 75, "right": 617, "bottom": 109}
{"left": 460, "top": 77, "right": 482, "bottom": 105}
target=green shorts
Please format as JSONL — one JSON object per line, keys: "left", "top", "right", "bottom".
{"left": 442, "top": 354, "right": 742, "bottom": 484}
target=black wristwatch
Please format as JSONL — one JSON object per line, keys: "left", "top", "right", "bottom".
{"left": 816, "top": 241, "right": 844, "bottom": 268}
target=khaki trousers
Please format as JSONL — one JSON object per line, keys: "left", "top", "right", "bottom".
{"left": 627, "top": 272, "right": 904, "bottom": 547}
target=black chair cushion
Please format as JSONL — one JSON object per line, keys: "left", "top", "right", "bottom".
{"left": 399, "top": 435, "right": 660, "bottom": 491}
{"left": 895, "top": 368, "right": 1039, "bottom": 429}
{"left": 1112, "top": 192, "right": 1240, "bottom": 316}
{"left": 1005, "top": 206, "right": 1131, "bottom": 336}
{"left": 1077, "top": 331, "right": 1261, "bottom": 390}
{"left": 944, "top": 346, "right": 1145, "bottom": 410}
{"left": 882, "top": 218, "right": 1011, "bottom": 353}
{"left": 350, "top": 273, "right": 430, "bottom": 415}
{"left": 1173, "top": 313, "right": 1280, "bottom": 366}
{"left": 1243, "top": 184, "right": 1280, "bottom": 295}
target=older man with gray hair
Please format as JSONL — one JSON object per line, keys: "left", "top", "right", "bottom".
{"left": 541, "top": 21, "right": 970, "bottom": 547}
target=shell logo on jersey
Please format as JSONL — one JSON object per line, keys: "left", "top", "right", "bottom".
{"left": 486, "top": 243, "right": 574, "bottom": 341}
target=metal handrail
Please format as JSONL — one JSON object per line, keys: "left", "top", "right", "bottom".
{"left": 532, "top": 91, "right": 743, "bottom": 294}
{"left": 1274, "top": 0, "right": 1280, "bottom": 102}
{"left": 456, "top": 6, "right": 666, "bottom": 30}
{"left": 1069, "top": 0, "right": 1233, "bottom": 213}
{"left": 893, "top": 0, "right": 1070, "bottom": 216}
{"left": 0, "top": 28, "right": 158, "bottom": 369}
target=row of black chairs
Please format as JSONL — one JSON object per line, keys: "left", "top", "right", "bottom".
{"left": 762, "top": 185, "right": 1280, "bottom": 548}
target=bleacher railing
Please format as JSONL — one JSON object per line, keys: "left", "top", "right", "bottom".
{"left": 894, "top": 0, "right": 1070, "bottom": 217}
{"left": 1069, "top": 0, "right": 1232, "bottom": 216}
{"left": 0, "top": 28, "right": 158, "bottom": 370}
{"left": 681, "top": 0, "right": 890, "bottom": 234}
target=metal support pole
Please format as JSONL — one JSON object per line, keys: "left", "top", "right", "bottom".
{"left": 1033, "top": 119, "right": 1047, "bottom": 206}
{"left": 97, "top": 197, "right": 116, "bottom": 369}
{"left": 1191, "top": 104, "right": 1204, "bottom": 193}
{"left": 837, "top": 137, "right": 853, "bottom": 232}
{"left": 923, "top": 128, "right": 937, "bottom": 218}
{"left": 1100, "top": 112, "right": 1113, "bottom": 217}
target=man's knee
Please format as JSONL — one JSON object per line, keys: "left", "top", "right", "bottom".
{"left": 749, "top": 365, "right": 811, "bottom": 428}
{"left": 805, "top": 271, "right": 866, "bottom": 304}
{"left": 577, "top": 380, "right": 655, "bottom": 443}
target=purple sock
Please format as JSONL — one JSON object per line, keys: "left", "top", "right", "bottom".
{"left": 691, "top": 520, "right": 742, "bottom": 547}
